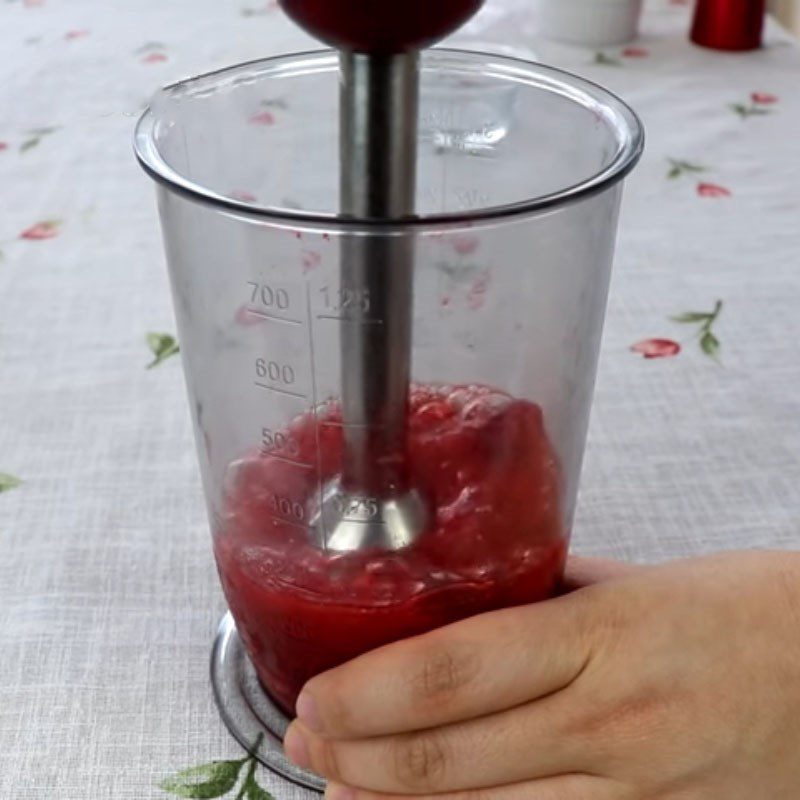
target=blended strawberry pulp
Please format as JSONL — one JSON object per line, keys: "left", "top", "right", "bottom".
{"left": 215, "top": 384, "right": 567, "bottom": 715}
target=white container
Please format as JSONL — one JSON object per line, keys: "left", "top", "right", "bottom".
{"left": 533, "top": 0, "right": 644, "bottom": 47}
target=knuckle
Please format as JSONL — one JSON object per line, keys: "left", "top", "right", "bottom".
{"left": 391, "top": 732, "right": 449, "bottom": 791}
{"left": 310, "top": 736, "right": 343, "bottom": 782}
{"left": 408, "top": 641, "right": 479, "bottom": 706}
{"left": 588, "top": 593, "right": 631, "bottom": 645}
{"left": 315, "top": 673, "right": 355, "bottom": 734}
{"left": 565, "top": 683, "right": 681, "bottom": 747}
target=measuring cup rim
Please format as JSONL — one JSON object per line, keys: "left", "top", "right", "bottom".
{"left": 134, "top": 48, "right": 644, "bottom": 230}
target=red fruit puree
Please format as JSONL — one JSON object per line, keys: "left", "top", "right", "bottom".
{"left": 214, "top": 384, "right": 567, "bottom": 715}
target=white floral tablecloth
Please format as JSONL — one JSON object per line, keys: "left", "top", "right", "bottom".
{"left": 1, "top": 0, "right": 799, "bottom": 797}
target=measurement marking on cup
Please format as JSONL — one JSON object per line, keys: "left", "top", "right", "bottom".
{"left": 268, "top": 514, "right": 307, "bottom": 531}
{"left": 247, "top": 308, "right": 303, "bottom": 326}
{"left": 320, "top": 420, "right": 385, "bottom": 430}
{"left": 254, "top": 382, "right": 307, "bottom": 400}
{"left": 306, "top": 282, "right": 325, "bottom": 536}
{"left": 264, "top": 453, "right": 314, "bottom": 469}
{"left": 316, "top": 314, "right": 384, "bottom": 325}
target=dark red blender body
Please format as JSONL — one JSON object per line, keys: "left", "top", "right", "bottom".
{"left": 278, "top": 0, "right": 484, "bottom": 52}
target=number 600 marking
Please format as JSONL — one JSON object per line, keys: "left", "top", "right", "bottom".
{"left": 256, "top": 358, "right": 295, "bottom": 385}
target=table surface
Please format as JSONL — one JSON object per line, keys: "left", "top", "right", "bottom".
{"left": 1, "top": 0, "right": 799, "bottom": 797}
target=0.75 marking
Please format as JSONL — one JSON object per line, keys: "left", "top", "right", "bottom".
{"left": 331, "top": 494, "right": 380, "bottom": 521}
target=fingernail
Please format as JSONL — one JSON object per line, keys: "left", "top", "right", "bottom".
{"left": 296, "top": 690, "right": 323, "bottom": 733}
{"left": 284, "top": 725, "right": 310, "bottom": 769}
{"left": 325, "top": 783, "right": 356, "bottom": 800}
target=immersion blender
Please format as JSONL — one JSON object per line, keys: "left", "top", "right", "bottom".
{"left": 279, "top": 0, "right": 485, "bottom": 553}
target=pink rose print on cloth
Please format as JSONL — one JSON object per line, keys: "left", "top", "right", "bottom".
{"left": 136, "top": 43, "right": 168, "bottom": 64}
{"left": 666, "top": 159, "right": 730, "bottom": 198}
{"left": 23, "top": 0, "right": 45, "bottom": 7}
{"left": 249, "top": 98, "right": 287, "bottom": 126}
{"left": 751, "top": 92, "right": 778, "bottom": 105}
{"left": 697, "top": 182, "right": 731, "bottom": 198}
{"left": 451, "top": 234, "right": 480, "bottom": 256}
{"left": 65, "top": 30, "right": 90, "bottom": 41}
{"left": 249, "top": 110, "right": 275, "bottom": 126}
{"left": 631, "top": 301, "right": 723, "bottom": 362}
{"left": 20, "top": 220, "right": 61, "bottom": 240}
{"left": 730, "top": 93, "right": 777, "bottom": 119}
{"left": 630, "top": 339, "right": 681, "bottom": 359}
{"left": 595, "top": 46, "right": 650, "bottom": 65}
{"left": 0, "top": 142, "right": 8, "bottom": 152}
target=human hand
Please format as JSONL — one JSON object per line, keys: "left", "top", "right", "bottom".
{"left": 284, "top": 551, "right": 800, "bottom": 799}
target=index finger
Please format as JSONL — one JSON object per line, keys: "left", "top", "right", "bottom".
{"left": 294, "top": 591, "right": 594, "bottom": 740}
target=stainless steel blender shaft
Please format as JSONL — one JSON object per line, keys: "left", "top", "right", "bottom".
{"left": 310, "top": 52, "right": 428, "bottom": 552}
{"left": 340, "top": 52, "right": 417, "bottom": 490}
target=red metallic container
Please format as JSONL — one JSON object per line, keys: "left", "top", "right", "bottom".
{"left": 691, "top": 0, "right": 765, "bottom": 51}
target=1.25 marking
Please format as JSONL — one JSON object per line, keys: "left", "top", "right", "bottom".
{"left": 319, "top": 286, "right": 371, "bottom": 314}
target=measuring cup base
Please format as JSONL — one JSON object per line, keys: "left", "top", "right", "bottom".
{"left": 211, "top": 612, "right": 326, "bottom": 792}
{"left": 308, "top": 479, "right": 429, "bottom": 552}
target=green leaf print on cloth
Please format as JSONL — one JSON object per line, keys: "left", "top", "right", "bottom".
{"left": 160, "top": 735, "right": 276, "bottom": 800}
{"left": 146, "top": 332, "right": 180, "bottom": 369}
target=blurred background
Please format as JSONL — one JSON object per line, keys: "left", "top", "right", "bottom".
{"left": 770, "top": 0, "right": 800, "bottom": 32}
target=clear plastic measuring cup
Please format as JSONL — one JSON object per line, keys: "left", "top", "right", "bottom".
{"left": 135, "top": 48, "right": 642, "bottom": 781}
